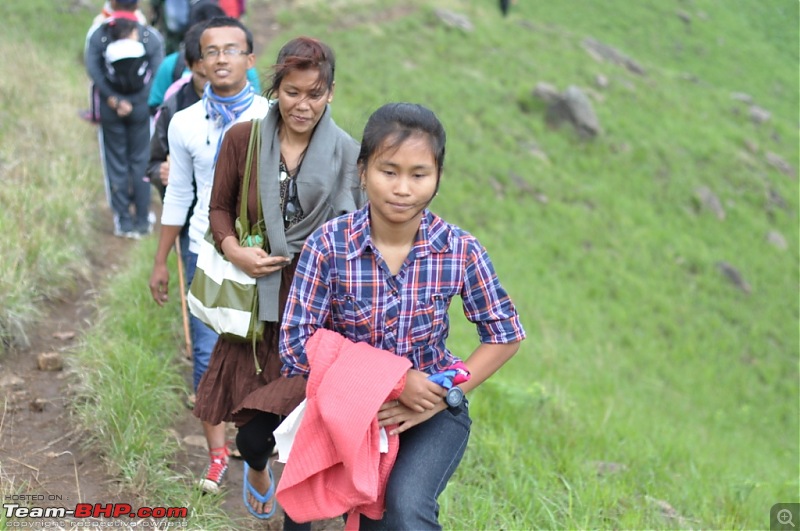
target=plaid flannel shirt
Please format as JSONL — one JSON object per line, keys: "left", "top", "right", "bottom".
{"left": 280, "top": 205, "right": 526, "bottom": 377}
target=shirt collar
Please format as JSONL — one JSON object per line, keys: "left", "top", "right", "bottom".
{"left": 346, "top": 205, "right": 450, "bottom": 260}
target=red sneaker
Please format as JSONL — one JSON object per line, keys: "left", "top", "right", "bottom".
{"left": 199, "top": 447, "right": 229, "bottom": 494}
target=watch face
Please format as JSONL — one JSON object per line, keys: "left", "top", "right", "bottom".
{"left": 446, "top": 387, "right": 463, "bottom": 408}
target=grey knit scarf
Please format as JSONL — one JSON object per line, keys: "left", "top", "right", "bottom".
{"left": 256, "top": 104, "right": 362, "bottom": 322}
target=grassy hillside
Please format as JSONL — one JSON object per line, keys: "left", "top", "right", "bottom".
{"left": 263, "top": 1, "right": 798, "bottom": 527}
{"left": 1, "top": 0, "right": 797, "bottom": 528}
{"left": 0, "top": 2, "right": 102, "bottom": 347}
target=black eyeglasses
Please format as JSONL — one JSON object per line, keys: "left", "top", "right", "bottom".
{"left": 201, "top": 47, "right": 250, "bottom": 59}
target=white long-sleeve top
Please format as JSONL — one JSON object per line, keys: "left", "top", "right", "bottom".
{"left": 161, "top": 96, "right": 270, "bottom": 254}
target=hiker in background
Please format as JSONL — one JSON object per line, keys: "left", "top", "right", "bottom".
{"left": 148, "top": 16, "right": 270, "bottom": 494}
{"left": 279, "top": 103, "right": 526, "bottom": 529}
{"left": 148, "top": 9, "right": 261, "bottom": 114}
{"left": 85, "top": 0, "right": 164, "bottom": 239}
{"left": 81, "top": 0, "right": 147, "bottom": 124}
{"left": 192, "top": 36, "right": 364, "bottom": 524}
{"left": 149, "top": 3, "right": 217, "bottom": 112}
{"left": 146, "top": 19, "right": 208, "bottom": 252}
{"left": 219, "top": 0, "right": 246, "bottom": 18}
{"left": 150, "top": 0, "right": 232, "bottom": 55}
{"left": 86, "top": 0, "right": 148, "bottom": 47}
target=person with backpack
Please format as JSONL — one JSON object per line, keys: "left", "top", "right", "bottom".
{"left": 85, "top": 0, "right": 165, "bottom": 239}
{"left": 80, "top": 1, "right": 148, "bottom": 123}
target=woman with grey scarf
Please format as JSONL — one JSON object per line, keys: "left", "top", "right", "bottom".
{"left": 193, "top": 36, "right": 364, "bottom": 525}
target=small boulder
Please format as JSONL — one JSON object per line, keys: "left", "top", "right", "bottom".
{"left": 749, "top": 105, "right": 771, "bottom": 124}
{"left": 546, "top": 85, "right": 602, "bottom": 138}
{"left": 765, "top": 152, "right": 796, "bottom": 178}
{"left": 0, "top": 374, "right": 25, "bottom": 390}
{"left": 433, "top": 8, "right": 473, "bottom": 31}
{"left": 37, "top": 351, "right": 64, "bottom": 371}
{"left": 695, "top": 186, "right": 725, "bottom": 220}
{"left": 29, "top": 398, "right": 47, "bottom": 412}
{"left": 532, "top": 82, "right": 560, "bottom": 104}
{"left": 766, "top": 231, "right": 787, "bottom": 250}
{"left": 582, "top": 37, "right": 646, "bottom": 76}
{"left": 716, "top": 261, "right": 752, "bottom": 294}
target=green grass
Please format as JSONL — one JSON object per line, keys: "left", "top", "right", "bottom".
{"left": 1, "top": 0, "right": 797, "bottom": 528}
{"left": 262, "top": 1, "right": 799, "bottom": 528}
{"left": 71, "top": 242, "right": 238, "bottom": 528}
{"left": 0, "top": 29, "right": 99, "bottom": 348}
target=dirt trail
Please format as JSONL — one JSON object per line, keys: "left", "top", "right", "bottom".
{"left": 0, "top": 209, "right": 149, "bottom": 522}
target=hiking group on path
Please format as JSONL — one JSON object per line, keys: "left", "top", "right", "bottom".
{"left": 83, "top": 1, "right": 526, "bottom": 528}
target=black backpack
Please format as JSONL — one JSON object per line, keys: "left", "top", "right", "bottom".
{"left": 171, "top": 52, "right": 187, "bottom": 83}
{"left": 100, "top": 21, "right": 154, "bottom": 94}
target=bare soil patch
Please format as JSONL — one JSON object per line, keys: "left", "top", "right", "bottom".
{"left": 0, "top": 207, "right": 144, "bottom": 523}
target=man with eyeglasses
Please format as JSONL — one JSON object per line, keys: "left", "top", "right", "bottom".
{"left": 148, "top": 15, "right": 270, "bottom": 495}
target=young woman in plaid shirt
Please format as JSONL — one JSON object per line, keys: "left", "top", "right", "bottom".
{"left": 280, "top": 102, "right": 526, "bottom": 530}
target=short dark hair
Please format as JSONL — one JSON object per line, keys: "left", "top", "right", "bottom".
{"left": 181, "top": 21, "right": 207, "bottom": 67}
{"left": 108, "top": 18, "right": 138, "bottom": 41}
{"left": 201, "top": 16, "right": 254, "bottom": 53}
{"left": 358, "top": 103, "right": 447, "bottom": 179}
{"left": 265, "top": 37, "right": 335, "bottom": 100}
{"left": 113, "top": 0, "right": 138, "bottom": 13}
{"left": 189, "top": 3, "right": 226, "bottom": 27}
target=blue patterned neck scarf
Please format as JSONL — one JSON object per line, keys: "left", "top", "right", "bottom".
{"left": 203, "top": 81, "right": 256, "bottom": 164}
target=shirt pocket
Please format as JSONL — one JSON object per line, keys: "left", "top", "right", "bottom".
{"left": 409, "top": 294, "right": 449, "bottom": 347}
{"left": 331, "top": 294, "right": 373, "bottom": 343}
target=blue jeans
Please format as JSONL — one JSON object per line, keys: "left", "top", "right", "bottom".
{"left": 360, "top": 401, "right": 472, "bottom": 531}
{"left": 182, "top": 239, "right": 219, "bottom": 391}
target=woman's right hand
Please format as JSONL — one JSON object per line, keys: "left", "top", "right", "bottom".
{"left": 398, "top": 369, "right": 447, "bottom": 413}
{"left": 222, "top": 236, "right": 290, "bottom": 278}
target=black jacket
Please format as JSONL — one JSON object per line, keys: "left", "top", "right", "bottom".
{"left": 146, "top": 79, "right": 201, "bottom": 226}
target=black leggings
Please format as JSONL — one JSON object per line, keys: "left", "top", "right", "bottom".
{"left": 236, "top": 411, "right": 281, "bottom": 472}
{"left": 237, "top": 412, "right": 311, "bottom": 531}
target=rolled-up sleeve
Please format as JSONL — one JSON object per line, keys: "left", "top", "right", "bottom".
{"left": 461, "top": 242, "right": 526, "bottom": 344}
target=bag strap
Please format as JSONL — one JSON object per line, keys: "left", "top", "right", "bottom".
{"left": 239, "top": 118, "right": 262, "bottom": 236}
{"left": 240, "top": 119, "right": 264, "bottom": 375}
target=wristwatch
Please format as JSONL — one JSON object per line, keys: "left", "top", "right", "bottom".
{"left": 445, "top": 386, "right": 464, "bottom": 414}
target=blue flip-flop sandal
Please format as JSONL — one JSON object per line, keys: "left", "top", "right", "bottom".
{"left": 242, "top": 461, "right": 277, "bottom": 519}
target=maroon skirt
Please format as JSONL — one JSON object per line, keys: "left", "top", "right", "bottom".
{"left": 193, "top": 260, "right": 307, "bottom": 427}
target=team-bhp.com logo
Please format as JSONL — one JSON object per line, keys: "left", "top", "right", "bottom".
{"left": 3, "top": 496, "right": 188, "bottom": 527}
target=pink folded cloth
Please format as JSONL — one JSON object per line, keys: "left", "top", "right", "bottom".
{"left": 276, "top": 329, "right": 411, "bottom": 529}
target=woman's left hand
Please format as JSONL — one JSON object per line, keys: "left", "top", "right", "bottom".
{"left": 377, "top": 399, "right": 446, "bottom": 436}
